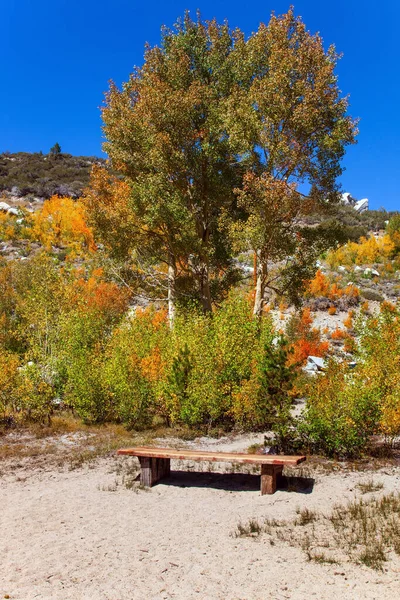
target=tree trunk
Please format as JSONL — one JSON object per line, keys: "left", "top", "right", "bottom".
{"left": 199, "top": 261, "right": 212, "bottom": 313}
{"left": 168, "top": 257, "right": 177, "bottom": 329}
{"left": 253, "top": 250, "right": 267, "bottom": 318}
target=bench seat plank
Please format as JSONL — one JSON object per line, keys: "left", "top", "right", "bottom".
{"left": 117, "top": 446, "right": 306, "bottom": 466}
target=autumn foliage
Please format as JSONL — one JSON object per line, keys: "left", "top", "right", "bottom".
{"left": 307, "top": 269, "right": 359, "bottom": 303}
{"left": 1, "top": 9, "right": 399, "bottom": 461}
{"left": 326, "top": 234, "right": 395, "bottom": 268}
{"left": 286, "top": 308, "right": 329, "bottom": 366}
{"left": 30, "top": 195, "right": 96, "bottom": 255}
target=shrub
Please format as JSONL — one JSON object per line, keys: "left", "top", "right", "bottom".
{"left": 299, "top": 360, "right": 380, "bottom": 457}
{"left": 306, "top": 270, "right": 359, "bottom": 311}
{"left": 386, "top": 214, "right": 400, "bottom": 253}
{"left": 16, "top": 363, "right": 55, "bottom": 424}
{"left": 331, "top": 327, "right": 347, "bottom": 340}
{"left": 102, "top": 316, "right": 163, "bottom": 428}
{"left": 361, "top": 301, "right": 370, "bottom": 314}
{"left": 360, "top": 289, "right": 384, "bottom": 302}
{"left": 300, "top": 304, "right": 400, "bottom": 455}
{"left": 0, "top": 351, "right": 20, "bottom": 423}
{"left": 343, "top": 312, "right": 354, "bottom": 329}
{"left": 29, "top": 195, "right": 96, "bottom": 256}
{"left": 355, "top": 306, "right": 400, "bottom": 441}
{"left": 286, "top": 308, "right": 329, "bottom": 366}
{"left": 326, "top": 234, "right": 395, "bottom": 268}
{"left": 231, "top": 335, "right": 296, "bottom": 442}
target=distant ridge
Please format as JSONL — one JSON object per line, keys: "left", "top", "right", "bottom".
{"left": 0, "top": 151, "right": 105, "bottom": 200}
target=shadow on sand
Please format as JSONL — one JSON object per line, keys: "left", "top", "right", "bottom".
{"left": 158, "top": 470, "right": 315, "bottom": 494}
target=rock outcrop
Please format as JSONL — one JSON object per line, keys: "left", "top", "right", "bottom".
{"left": 341, "top": 192, "right": 369, "bottom": 213}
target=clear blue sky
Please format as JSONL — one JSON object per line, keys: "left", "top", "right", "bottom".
{"left": 2, "top": 1, "right": 399, "bottom": 210}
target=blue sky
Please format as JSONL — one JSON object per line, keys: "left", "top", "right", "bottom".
{"left": 2, "top": 0, "right": 399, "bottom": 210}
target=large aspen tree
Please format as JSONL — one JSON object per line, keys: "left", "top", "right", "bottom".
{"left": 92, "top": 9, "right": 357, "bottom": 321}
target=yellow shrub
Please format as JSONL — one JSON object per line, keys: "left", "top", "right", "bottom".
{"left": 326, "top": 234, "right": 395, "bottom": 268}
{"left": 30, "top": 195, "right": 96, "bottom": 256}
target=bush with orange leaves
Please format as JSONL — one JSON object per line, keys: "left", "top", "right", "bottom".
{"left": 306, "top": 269, "right": 359, "bottom": 311}
{"left": 343, "top": 311, "right": 354, "bottom": 330}
{"left": 68, "top": 267, "right": 130, "bottom": 323}
{"left": 330, "top": 327, "right": 347, "bottom": 340}
{"left": 285, "top": 308, "right": 329, "bottom": 366}
{"left": 56, "top": 267, "right": 131, "bottom": 423}
{"left": 101, "top": 306, "right": 169, "bottom": 429}
{"left": 0, "top": 252, "right": 132, "bottom": 425}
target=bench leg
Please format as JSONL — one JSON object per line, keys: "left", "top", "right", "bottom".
{"left": 260, "top": 464, "right": 283, "bottom": 495}
{"left": 139, "top": 457, "right": 171, "bottom": 487}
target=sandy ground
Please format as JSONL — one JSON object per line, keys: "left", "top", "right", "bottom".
{"left": 1, "top": 433, "right": 400, "bottom": 600}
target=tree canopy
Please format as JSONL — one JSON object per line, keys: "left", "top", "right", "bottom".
{"left": 88, "top": 8, "right": 357, "bottom": 320}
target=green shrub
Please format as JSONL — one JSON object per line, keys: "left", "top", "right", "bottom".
{"left": 360, "top": 289, "right": 384, "bottom": 302}
{"left": 0, "top": 351, "right": 20, "bottom": 423}
{"left": 16, "top": 363, "right": 55, "bottom": 424}
{"left": 63, "top": 351, "right": 111, "bottom": 424}
{"left": 299, "top": 359, "right": 380, "bottom": 457}
{"left": 231, "top": 335, "right": 296, "bottom": 439}
{"left": 102, "top": 327, "right": 154, "bottom": 429}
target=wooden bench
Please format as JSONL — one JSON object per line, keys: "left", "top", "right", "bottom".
{"left": 117, "top": 446, "right": 306, "bottom": 495}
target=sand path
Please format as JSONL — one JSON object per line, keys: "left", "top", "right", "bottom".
{"left": 1, "top": 438, "right": 400, "bottom": 599}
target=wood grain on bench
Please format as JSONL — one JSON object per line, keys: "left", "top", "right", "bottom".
{"left": 117, "top": 446, "right": 306, "bottom": 495}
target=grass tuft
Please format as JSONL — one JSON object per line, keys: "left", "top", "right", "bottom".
{"left": 356, "top": 479, "right": 384, "bottom": 494}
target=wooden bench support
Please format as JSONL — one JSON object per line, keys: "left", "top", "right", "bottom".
{"left": 260, "top": 464, "right": 283, "bottom": 495}
{"left": 139, "top": 456, "right": 171, "bottom": 487}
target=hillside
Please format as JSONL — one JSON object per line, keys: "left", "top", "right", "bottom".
{"left": 0, "top": 151, "right": 105, "bottom": 199}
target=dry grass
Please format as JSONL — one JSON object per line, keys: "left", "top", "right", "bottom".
{"left": 235, "top": 492, "right": 400, "bottom": 570}
{"left": 356, "top": 478, "right": 384, "bottom": 494}
{"left": 0, "top": 414, "right": 208, "bottom": 474}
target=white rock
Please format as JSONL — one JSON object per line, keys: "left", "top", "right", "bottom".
{"left": 306, "top": 356, "right": 326, "bottom": 371}
{"left": 354, "top": 198, "right": 369, "bottom": 213}
{"left": 7, "top": 207, "right": 19, "bottom": 216}
{"left": 340, "top": 192, "right": 369, "bottom": 213}
{"left": 341, "top": 192, "right": 353, "bottom": 205}
{"left": 338, "top": 265, "right": 346, "bottom": 272}
{"left": 0, "top": 201, "right": 11, "bottom": 212}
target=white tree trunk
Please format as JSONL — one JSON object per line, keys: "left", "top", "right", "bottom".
{"left": 168, "top": 260, "right": 177, "bottom": 329}
{"left": 253, "top": 250, "right": 266, "bottom": 317}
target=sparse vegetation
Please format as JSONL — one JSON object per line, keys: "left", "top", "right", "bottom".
{"left": 0, "top": 151, "right": 104, "bottom": 198}
{"left": 235, "top": 492, "right": 400, "bottom": 570}
{"left": 356, "top": 479, "right": 384, "bottom": 494}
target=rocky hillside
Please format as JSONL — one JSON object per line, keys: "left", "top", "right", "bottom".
{"left": 0, "top": 151, "right": 105, "bottom": 200}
